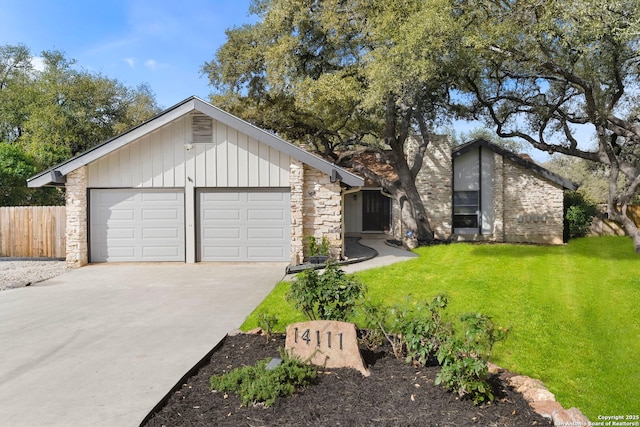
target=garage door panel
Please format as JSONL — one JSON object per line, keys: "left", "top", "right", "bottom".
{"left": 247, "top": 209, "right": 285, "bottom": 221}
{"left": 142, "top": 209, "right": 180, "bottom": 220}
{"left": 248, "top": 246, "right": 286, "bottom": 259}
{"left": 90, "top": 189, "right": 185, "bottom": 262}
{"left": 142, "top": 228, "right": 180, "bottom": 239}
{"left": 198, "top": 189, "right": 290, "bottom": 262}
{"left": 247, "top": 228, "right": 286, "bottom": 239}
{"left": 205, "top": 228, "right": 241, "bottom": 239}
{"left": 204, "top": 209, "right": 241, "bottom": 220}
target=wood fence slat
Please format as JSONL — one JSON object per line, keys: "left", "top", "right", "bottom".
{"left": 0, "top": 206, "right": 66, "bottom": 258}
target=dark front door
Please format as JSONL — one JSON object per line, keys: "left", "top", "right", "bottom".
{"left": 362, "top": 191, "right": 391, "bottom": 232}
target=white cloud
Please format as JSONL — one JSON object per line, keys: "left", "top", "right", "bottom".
{"left": 123, "top": 58, "right": 136, "bottom": 68}
{"left": 144, "top": 59, "right": 157, "bottom": 70}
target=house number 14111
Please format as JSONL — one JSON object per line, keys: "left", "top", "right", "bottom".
{"left": 293, "top": 327, "right": 343, "bottom": 350}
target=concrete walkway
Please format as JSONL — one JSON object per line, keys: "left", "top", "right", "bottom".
{"left": 341, "top": 237, "right": 418, "bottom": 274}
{"left": 0, "top": 263, "right": 286, "bottom": 427}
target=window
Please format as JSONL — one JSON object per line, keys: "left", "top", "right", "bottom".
{"left": 453, "top": 191, "right": 479, "bottom": 229}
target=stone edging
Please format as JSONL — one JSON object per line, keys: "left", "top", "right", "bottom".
{"left": 489, "top": 363, "right": 590, "bottom": 426}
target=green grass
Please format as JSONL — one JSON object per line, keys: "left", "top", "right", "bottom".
{"left": 242, "top": 236, "right": 640, "bottom": 419}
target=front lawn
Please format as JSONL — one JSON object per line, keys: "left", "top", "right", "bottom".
{"left": 242, "top": 236, "right": 640, "bottom": 420}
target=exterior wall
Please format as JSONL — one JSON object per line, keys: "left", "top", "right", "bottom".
{"left": 413, "top": 135, "right": 453, "bottom": 240}
{"left": 290, "top": 162, "right": 343, "bottom": 264}
{"left": 492, "top": 154, "right": 505, "bottom": 241}
{"left": 87, "top": 113, "right": 290, "bottom": 188}
{"left": 65, "top": 167, "right": 88, "bottom": 268}
{"left": 290, "top": 160, "right": 305, "bottom": 265}
{"left": 502, "top": 159, "right": 565, "bottom": 244}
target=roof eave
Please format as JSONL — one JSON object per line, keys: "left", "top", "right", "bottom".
{"left": 27, "top": 96, "right": 364, "bottom": 188}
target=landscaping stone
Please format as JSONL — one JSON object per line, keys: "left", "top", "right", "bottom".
{"left": 552, "top": 407, "right": 591, "bottom": 426}
{"left": 285, "top": 320, "right": 370, "bottom": 377}
{"left": 491, "top": 365, "right": 590, "bottom": 427}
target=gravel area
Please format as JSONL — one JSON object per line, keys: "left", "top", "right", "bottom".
{"left": 0, "top": 259, "right": 69, "bottom": 291}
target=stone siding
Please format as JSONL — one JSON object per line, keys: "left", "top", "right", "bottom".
{"left": 492, "top": 153, "right": 505, "bottom": 242}
{"left": 413, "top": 135, "right": 453, "bottom": 240}
{"left": 290, "top": 160, "right": 343, "bottom": 265}
{"left": 65, "top": 167, "right": 88, "bottom": 268}
{"left": 502, "top": 160, "right": 565, "bottom": 244}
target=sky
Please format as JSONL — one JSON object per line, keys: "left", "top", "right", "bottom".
{"left": 1, "top": 0, "right": 592, "bottom": 162}
{"left": 0, "top": 0, "right": 255, "bottom": 109}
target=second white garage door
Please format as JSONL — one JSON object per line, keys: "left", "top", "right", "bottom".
{"left": 198, "top": 189, "right": 291, "bottom": 261}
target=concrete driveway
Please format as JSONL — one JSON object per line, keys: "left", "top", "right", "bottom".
{"left": 0, "top": 262, "right": 286, "bottom": 427}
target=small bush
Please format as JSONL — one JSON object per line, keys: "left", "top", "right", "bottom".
{"left": 286, "top": 263, "right": 366, "bottom": 321}
{"left": 565, "top": 191, "right": 598, "bottom": 239}
{"left": 257, "top": 311, "right": 279, "bottom": 341}
{"left": 435, "top": 313, "right": 510, "bottom": 404}
{"left": 360, "top": 294, "right": 510, "bottom": 405}
{"left": 210, "top": 349, "right": 316, "bottom": 407}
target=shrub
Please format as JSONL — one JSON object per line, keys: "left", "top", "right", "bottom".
{"left": 565, "top": 191, "right": 598, "bottom": 239}
{"left": 209, "top": 349, "right": 316, "bottom": 407}
{"left": 286, "top": 263, "right": 366, "bottom": 321}
{"left": 257, "top": 311, "right": 279, "bottom": 341}
{"left": 435, "top": 313, "right": 510, "bottom": 404}
{"left": 307, "top": 235, "right": 331, "bottom": 257}
{"left": 360, "top": 294, "right": 510, "bottom": 405}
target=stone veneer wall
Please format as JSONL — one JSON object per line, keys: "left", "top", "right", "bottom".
{"left": 492, "top": 153, "right": 505, "bottom": 242}
{"left": 413, "top": 135, "right": 453, "bottom": 240}
{"left": 290, "top": 160, "right": 343, "bottom": 265}
{"left": 65, "top": 167, "right": 88, "bottom": 268}
{"left": 502, "top": 159, "right": 565, "bottom": 244}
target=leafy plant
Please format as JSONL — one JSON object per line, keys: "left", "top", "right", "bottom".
{"left": 257, "top": 311, "right": 279, "bottom": 341}
{"left": 360, "top": 294, "right": 509, "bottom": 405}
{"left": 564, "top": 191, "right": 598, "bottom": 239}
{"left": 307, "top": 235, "right": 331, "bottom": 257}
{"left": 286, "top": 263, "right": 366, "bottom": 321}
{"left": 435, "top": 313, "right": 510, "bottom": 404}
{"left": 209, "top": 349, "right": 316, "bottom": 407}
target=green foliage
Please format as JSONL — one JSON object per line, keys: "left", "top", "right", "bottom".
{"left": 0, "top": 143, "right": 64, "bottom": 206}
{"left": 245, "top": 237, "right": 640, "bottom": 417}
{"left": 307, "top": 235, "right": 330, "bottom": 257}
{"left": 286, "top": 264, "right": 366, "bottom": 321}
{"left": 257, "top": 311, "right": 279, "bottom": 341}
{"left": 0, "top": 43, "right": 161, "bottom": 188}
{"left": 362, "top": 294, "right": 508, "bottom": 404}
{"left": 564, "top": 191, "right": 598, "bottom": 239}
{"left": 209, "top": 350, "right": 316, "bottom": 407}
{"left": 435, "top": 313, "right": 510, "bottom": 405}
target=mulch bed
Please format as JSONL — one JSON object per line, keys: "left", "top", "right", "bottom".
{"left": 143, "top": 333, "right": 552, "bottom": 427}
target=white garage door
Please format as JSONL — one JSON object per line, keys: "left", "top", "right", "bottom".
{"left": 90, "top": 189, "right": 185, "bottom": 262}
{"left": 198, "top": 189, "right": 291, "bottom": 261}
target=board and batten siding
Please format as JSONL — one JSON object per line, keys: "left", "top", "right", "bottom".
{"left": 87, "top": 113, "right": 291, "bottom": 188}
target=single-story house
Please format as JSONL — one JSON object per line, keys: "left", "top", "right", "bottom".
{"left": 345, "top": 137, "right": 577, "bottom": 244}
{"left": 28, "top": 96, "right": 576, "bottom": 268}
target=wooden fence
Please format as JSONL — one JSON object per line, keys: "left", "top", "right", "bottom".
{"left": 0, "top": 206, "right": 66, "bottom": 258}
{"left": 589, "top": 205, "right": 640, "bottom": 236}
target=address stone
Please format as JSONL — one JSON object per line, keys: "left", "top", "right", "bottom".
{"left": 285, "top": 320, "right": 370, "bottom": 377}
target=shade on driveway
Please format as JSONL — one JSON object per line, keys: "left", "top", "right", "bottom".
{"left": 0, "top": 263, "right": 286, "bottom": 426}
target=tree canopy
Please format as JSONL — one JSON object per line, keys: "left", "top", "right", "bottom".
{"left": 205, "top": 0, "right": 640, "bottom": 251}
{"left": 457, "top": 0, "right": 640, "bottom": 251}
{"left": 204, "top": 0, "right": 462, "bottom": 241}
{"left": 0, "top": 44, "right": 161, "bottom": 206}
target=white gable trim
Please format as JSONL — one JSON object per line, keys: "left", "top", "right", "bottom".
{"left": 27, "top": 96, "right": 364, "bottom": 188}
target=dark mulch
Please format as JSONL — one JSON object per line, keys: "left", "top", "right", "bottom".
{"left": 143, "top": 333, "right": 552, "bottom": 427}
